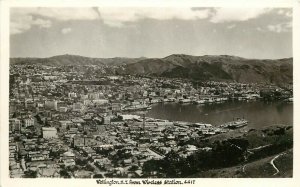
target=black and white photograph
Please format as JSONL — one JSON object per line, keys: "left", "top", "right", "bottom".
{"left": 1, "top": 0, "right": 299, "bottom": 186}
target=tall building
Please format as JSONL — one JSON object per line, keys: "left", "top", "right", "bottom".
{"left": 44, "top": 100, "right": 57, "bottom": 111}
{"left": 42, "top": 127, "right": 58, "bottom": 139}
{"left": 9, "top": 118, "right": 21, "bottom": 132}
{"left": 24, "top": 118, "right": 35, "bottom": 127}
{"left": 72, "top": 135, "right": 95, "bottom": 148}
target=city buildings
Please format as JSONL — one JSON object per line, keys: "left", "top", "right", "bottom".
{"left": 8, "top": 64, "right": 293, "bottom": 178}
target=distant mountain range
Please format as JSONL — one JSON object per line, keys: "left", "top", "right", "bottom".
{"left": 10, "top": 54, "right": 293, "bottom": 85}
{"left": 10, "top": 54, "right": 145, "bottom": 66}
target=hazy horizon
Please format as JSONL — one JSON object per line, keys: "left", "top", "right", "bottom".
{"left": 10, "top": 53, "right": 293, "bottom": 60}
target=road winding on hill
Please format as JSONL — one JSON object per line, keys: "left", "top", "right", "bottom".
{"left": 270, "top": 152, "right": 286, "bottom": 176}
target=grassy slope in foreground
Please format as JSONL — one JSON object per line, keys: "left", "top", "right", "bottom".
{"left": 189, "top": 125, "right": 293, "bottom": 178}
{"left": 190, "top": 149, "right": 292, "bottom": 178}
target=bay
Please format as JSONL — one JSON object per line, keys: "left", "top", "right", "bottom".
{"left": 146, "top": 101, "right": 293, "bottom": 128}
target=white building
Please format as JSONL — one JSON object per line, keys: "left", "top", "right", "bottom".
{"left": 24, "top": 118, "right": 35, "bottom": 127}
{"left": 88, "top": 93, "right": 100, "bottom": 100}
{"left": 93, "top": 99, "right": 109, "bottom": 105}
{"left": 59, "top": 121, "right": 73, "bottom": 130}
{"left": 68, "top": 92, "right": 77, "bottom": 98}
{"left": 42, "top": 127, "right": 58, "bottom": 139}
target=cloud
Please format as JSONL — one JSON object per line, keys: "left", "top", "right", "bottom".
{"left": 256, "top": 27, "right": 263, "bottom": 31}
{"left": 10, "top": 8, "right": 99, "bottom": 34}
{"left": 226, "top": 24, "right": 236, "bottom": 29}
{"left": 97, "top": 7, "right": 281, "bottom": 27}
{"left": 61, "top": 27, "right": 72, "bottom": 34}
{"left": 10, "top": 15, "right": 51, "bottom": 34}
{"left": 277, "top": 9, "right": 292, "bottom": 17}
{"left": 210, "top": 8, "right": 271, "bottom": 23}
{"left": 97, "top": 7, "right": 213, "bottom": 27}
{"left": 11, "top": 8, "right": 99, "bottom": 21}
{"left": 10, "top": 7, "right": 291, "bottom": 34}
{"left": 267, "top": 22, "right": 292, "bottom": 33}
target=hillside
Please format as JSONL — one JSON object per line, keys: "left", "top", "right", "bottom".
{"left": 117, "top": 54, "right": 293, "bottom": 85}
{"left": 189, "top": 125, "right": 293, "bottom": 178}
{"left": 10, "top": 54, "right": 293, "bottom": 85}
{"left": 189, "top": 149, "right": 293, "bottom": 178}
{"left": 10, "top": 54, "right": 144, "bottom": 66}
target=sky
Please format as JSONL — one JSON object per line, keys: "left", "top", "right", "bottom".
{"left": 10, "top": 7, "right": 292, "bottom": 59}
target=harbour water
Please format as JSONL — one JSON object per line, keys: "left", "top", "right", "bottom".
{"left": 146, "top": 101, "right": 293, "bottom": 128}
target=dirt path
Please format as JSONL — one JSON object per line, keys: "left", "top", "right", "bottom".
{"left": 248, "top": 144, "right": 271, "bottom": 151}
{"left": 270, "top": 152, "right": 286, "bottom": 176}
{"left": 242, "top": 164, "right": 247, "bottom": 173}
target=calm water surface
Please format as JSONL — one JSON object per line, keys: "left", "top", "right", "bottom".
{"left": 146, "top": 101, "right": 293, "bottom": 128}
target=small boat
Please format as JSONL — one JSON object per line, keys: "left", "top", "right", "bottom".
{"left": 216, "top": 98, "right": 222, "bottom": 102}
{"left": 286, "top": 98, "right": 293, "bottom": 103}
{"left": 179, "top": 99, "right": 191, "bottom": 104}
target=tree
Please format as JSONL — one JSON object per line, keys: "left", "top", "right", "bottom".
{"left": 228, "top": 138, "right": 249, "bottom": 151}
{"left": 104, "top": 173, "right": 114, "bottom": 178}
{"left": 111, "top": 149, "right": 132, "bottom": 166}
{"left": 24, "top": 170, "right": 38, "bottom": 178}
{"left": 35, "top": 114, "right": 43, "bottom": 124}
{"left": 14, "top": 135, "right": 21, "bottom": 142}
{"left": 93, "top": 174, "right": 103, "bottom": 178}
{"left": 143, "top": 159, "right": 163, "bottom": 177}
{"left": 60, "top": 169, "right": 71, "bottom": 178}
{"left": 143, "top": 151, "right": 183, "bottom": 178}
{"left": 12, "top": 112, "right": 17, "bottom": 118}
{"left": 95, "top": 148, "right": 113, "bottom": 157}
{"left": 128, "top": 165, "right": 139, "bottom": 171}
{"left": 67, "top": 165, "right": 79, "bottom": 172}
{"left": 75, "top": 158, "right": 88, "bottom": 166}
{"left": 212, "top": 139, "right": 248, "bottom": 167}
{"left": 49, "top": 149, "right": 65, "bottom": 160}
{"left": 85, "top": 164, "right": 95, "bottom": 172}
{"left": 163, "top": 150, "right": 183, "bottom": 177}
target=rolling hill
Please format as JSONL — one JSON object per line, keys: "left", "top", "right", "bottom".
{"left": 117, "top": 54, "right": 293, "bottom": 85}
{"left": 10, "top": 54, "right": 144, "bottom": 66}
{"left": 10, "top": 54, "right": 293, "bottom": 85}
